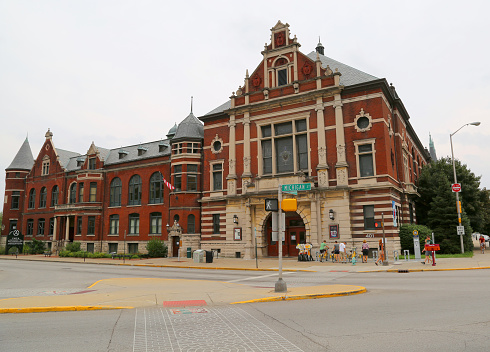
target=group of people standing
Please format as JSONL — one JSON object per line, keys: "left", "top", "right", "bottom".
{"left": 319, "top": 239, "right": 378, "bottom": 264}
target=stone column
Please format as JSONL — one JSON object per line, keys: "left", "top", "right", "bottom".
{"left": 316, "top": 98, "right": 329, "bottom": 187}
{"left": 65, "top": 216, "right": 70, "bottom": 242}
{"left": 242, "top": 113, "right": 253, "bottom": 192}
{"left": 334, "top": 94, "right": 349, "bottom": 186}
{"left": 227, "top": 115, "right": 237, "bottom": 195}
{"left": 243, "top": 200, "right": 253, "bottom": 259}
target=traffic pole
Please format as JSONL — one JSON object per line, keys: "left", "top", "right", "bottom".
{"left": 275, "top": 184, "right": 287, "bottom": 292}
{"left": 382, "top": 213, "right": 388, "bottom": 266}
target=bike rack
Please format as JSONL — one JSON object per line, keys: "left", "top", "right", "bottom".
{"left": 403, "top": 250, "right": 410, "bottom": 261}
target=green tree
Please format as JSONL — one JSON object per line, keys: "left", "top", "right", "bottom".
{"left": 0, "top": 211, "right": 3, "bottom": 230}
{"left": 146, "top": 238, "right": 168, "bottom": 258}
{"left": 416, "top": 158, "right": 478, "bottom": 253}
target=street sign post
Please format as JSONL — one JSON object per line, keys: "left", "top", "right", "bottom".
{"left": 452, "top": 183, "right": 462, "bottom": 192}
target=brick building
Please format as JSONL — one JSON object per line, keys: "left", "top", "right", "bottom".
{"left": 2, "top": 21, "right": 429, "bottom": 257}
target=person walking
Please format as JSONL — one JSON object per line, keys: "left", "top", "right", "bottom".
{"left": 479, "top": 235, "right": 485, "bottom": 254}
{"left": 361, "top": 240, "right": 369, "bottom": 263}
{"left": 424, "top": 236, "right": 432, "bottom": 264}
{"left": 375, "top": 239, "right": 384, "bottom": 266}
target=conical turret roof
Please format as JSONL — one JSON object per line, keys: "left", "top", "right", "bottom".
{"left": 173, "top": 112, "right": 204, "bottom": 141}
{"left": 7, "top": 138, "right": 34, "bottom": 170}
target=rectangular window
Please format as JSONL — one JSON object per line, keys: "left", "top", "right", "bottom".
{"left": 150, "top": 213, "right": 161, "bottom": 234}
{"left": 9, "top": 220, "right": 18, "bottom": 231}
{"left": 42, "top": 160, "right": 50, "bottom": 175}
{"left": 262, "top": 140, "right": 272, "bottom": 174}
{"left": 212, "top": 214, "right": 220, "bottom": 234}
{"left": 358, "top": 144, "right": 374, "bottom": 177}
{"left": 108, "top": 243, "right": 118, "bottom": 253}
{"left": 11, "top": 191, "right": 20, "bottom": 209}
{"left": 78, "top": 183, "right": 84, "bottom": 203}
{"left": 363, "top": 205, "right": 375, "bottom": 230}
{"left": 88, "top": 158, "right": 96, "bottom": 170}
{"left": 77, "top": 217, "right": 83, "bottom": 235}
{"left": 174, "top": 165, "right": 182, "bottom": 192}
{"left": 89, "top": 182, "right": 97, "bottom": 202}
{"left": 128, "top": 243, "right": 138, "bottom": 254}
{"left": 276, "top": 136, "right": 294, "bottom": 173}
{"left": 37, "top": 219, "right": 45, "bottom": 236}
{"left": 109, "top": 215, "right": 119, "bottom": 235}
{"left": 277, "top": 68, "right": 287, "bottom": 86}
{"left": 212, "top": 164, "right": 222, "bottom": 191}
{"left": 87, "top": 216, "right": 95, "bottom": 235}
{"left": 261, "top": 120, "right": 308, "bottom": 176}
{"left": 86, "top": 243, "right": 94, "bottom": 253}
{"left": 187, "top": 164, "right": 198, "bottom": 191}
{"left": 26, "top": 219, "right": 34, "bottom": 236}
{"left": 129, "top": 214, "right": 140, "bottom": 234}
{"left": 49, "top": 218, "right": 54, "bottom": 236}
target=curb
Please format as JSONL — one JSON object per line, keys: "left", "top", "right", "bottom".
{"left": 0, "top": 305, "right": 134, "bottom": 314}
{"left": 231, "top": 286, "right": 367, "bottom": 304}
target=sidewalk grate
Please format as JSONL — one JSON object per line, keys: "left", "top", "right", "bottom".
{"left": 162, "top": 300, "right": 207, "bottom": 307}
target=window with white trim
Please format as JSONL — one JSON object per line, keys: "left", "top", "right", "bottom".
{"left": 109, "top": 215, "right": 119, "bottom": 235}
{"left": 211, "top": 163, "right": 223, "bottom": 191}
{"left": 129, "top": 213, "right": 139, "bottom": 234}
{"left": 355, "top": 140, "right": 376, "bottom": 178}
{"left": 150, "top": 212, "right": 161, "bottom": 234}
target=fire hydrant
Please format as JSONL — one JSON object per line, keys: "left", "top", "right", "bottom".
{"left": 351, "top": 254, "right": 357, "bottom": 265}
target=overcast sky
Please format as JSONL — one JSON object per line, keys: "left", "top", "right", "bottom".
{"left": 1, "top": 0, "right": 489, "bottom": 207}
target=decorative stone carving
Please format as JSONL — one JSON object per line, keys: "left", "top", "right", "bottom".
{"left": 228, "top": 179, "right": 236, "bottom": 195}
{"left": 211, "top": 134, "right": 223, "bottom": 154}
{"left": 325, "top": 65, "right": 333, "bottom": 76}
{"left": 318, "top": 146, "right": 327, "bottom": 160}
{"left": 293, "top": 82, "right": 299, "bottom": 93}
{"left": 318, "top": 169, "right": 328, "bottom": 187}
{"left": 336, "top": 168, "right": 348, "bottom": 186}
{"left": 337, "top": 144, "right": 345, "bottom": 159}
{"left": 354, "top": 108, "right": 373, "bottom": 132}
{"left": 263, "top": 89, "right": 269, "bottom": 100}
{"left": 243, "top": 156, "right": 251, "bottom": 168}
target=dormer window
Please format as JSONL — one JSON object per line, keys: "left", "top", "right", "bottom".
{"left": 159, "top": 142, "right": 169, "bottom": 153}
{"left": 88, "top": 157, "right": 96, "bottom": 169}
{"left": 137, "top": 146, "right": 148, "bottom": 156}
{"left": 77, "top": 157, "right": 85, "bottom": 167}
{"left": 118, "top": 150, "right": 129, "bottom": 159}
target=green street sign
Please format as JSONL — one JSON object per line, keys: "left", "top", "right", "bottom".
{"left": 281, "top": 183, "right": 312, "bottom": 192}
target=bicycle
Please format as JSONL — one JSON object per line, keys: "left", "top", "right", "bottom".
{"left": 319, "top": 248, "right": 328, "bottom": 262}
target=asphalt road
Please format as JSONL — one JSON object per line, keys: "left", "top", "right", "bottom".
{"left": 1, "top": 261, "right": 490, "bottom": 351}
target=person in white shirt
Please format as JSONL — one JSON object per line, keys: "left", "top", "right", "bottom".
{"left": 339, "top": 242, "right": 346, "bottom": 263}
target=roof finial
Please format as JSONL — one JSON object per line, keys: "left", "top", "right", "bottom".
{"left": 191, "top": 96, "right": 193, "bottom": 113}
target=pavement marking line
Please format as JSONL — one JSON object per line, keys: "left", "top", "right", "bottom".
{"left": 227, "top": 271, "right": 294, "bottom": 283}
{"left": 231, "top": 286, "right": 367, "bottom": 304}
{"left": 0, "top": 306, "right": 133, "bottom": 314}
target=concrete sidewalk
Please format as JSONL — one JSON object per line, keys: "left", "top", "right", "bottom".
{"left": 1, "top": 244, "right": 488, "bottom": 314}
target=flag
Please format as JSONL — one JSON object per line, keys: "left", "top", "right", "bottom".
{"left": 163, "top": 177, "right": 175, "bottom": 190}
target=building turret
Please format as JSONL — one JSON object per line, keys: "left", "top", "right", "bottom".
{"left": 6, "top": 137, "right": 34, "bottom": 171}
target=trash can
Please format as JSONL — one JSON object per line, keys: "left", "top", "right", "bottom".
{"left": 205, "top": 250, "right": 213, "bottom": 263}
{"left": 193, "top": 249, "right": 205, "bottom": 263}
{"left": 187, "top": 247, "right": 192, "bottom": 258}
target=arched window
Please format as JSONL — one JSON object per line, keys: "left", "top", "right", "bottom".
{"left": 173, "top": 214, "right": 180, "bottom": 224}
{"left": 39, "top": 187, "right": 47, "bottom": 208}
{"left": 69, "top": 183, "right": 77, "bottom": 203}
{"left": 187, "top": 214, "right": 195, "bottom": 234}
{"left": 110, "top": 177, "right": 122, "bottom": 207}
{"left": 28, "top": 189, "right": 36, "bottom": 209}
{"left": 128, "top": 175, "right": 142, "bottom": 205}
{"left": 149, "top": 172, "right": 163, "bottom": 204}
{"left": 51, "top": 186, "right": 59, "bottom": 207}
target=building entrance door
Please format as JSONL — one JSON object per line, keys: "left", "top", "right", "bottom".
{"left": 266, "top": 213, "right": 306, "bottom": 257}
{"left": 172, "top": 236, "right": 180, "bottom": 257}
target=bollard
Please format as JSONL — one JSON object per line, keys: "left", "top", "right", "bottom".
{"left": 403, "top": 250, "right": 409, "bottom": 261}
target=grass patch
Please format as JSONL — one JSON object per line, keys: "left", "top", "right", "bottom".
{"left": 402, "top": 252, "right": 474, "bottom": 259}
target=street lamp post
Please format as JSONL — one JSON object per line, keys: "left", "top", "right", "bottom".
{"left": 450, "top": 122, "right": 480, "bottom": 253}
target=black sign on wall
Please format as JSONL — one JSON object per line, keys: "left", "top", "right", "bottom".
{"left": 6, "top": 229, "right": 24, "bottom": 254}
